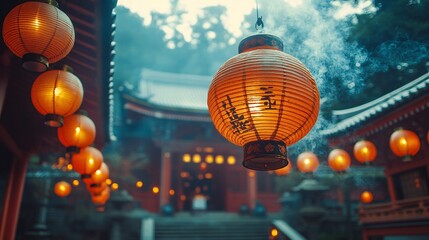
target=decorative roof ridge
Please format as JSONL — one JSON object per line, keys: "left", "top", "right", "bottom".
{"left": 322, "top": 72, "right": 429, "bottom": 136}
{"left": 123, "top": 93, "right": 209, "bottom": 116}
{"left": 141, "top": 68, "right": 212, "bottom": 87}
{"left": 333, "top": 72, "right": 429, "bottom": 119}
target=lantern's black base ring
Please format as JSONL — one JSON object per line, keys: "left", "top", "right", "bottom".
{"left": 66, "top": 146, "right": 80, "bottom": 154}
{"left": 243, "top": 140, "right": 288, "bottom": 171}
{"left": 81, "top": 174, "right": 91, "bottom": 179}
{"left": 90, "top": 183, "right": 101, "bottom": 188}
{"left": 22, "top": 53, "right": 49, "bottom": 72}
{"left": 44, "top": 114, "right": 63, "bottom": 128}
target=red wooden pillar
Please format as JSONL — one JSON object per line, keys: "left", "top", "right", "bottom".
{"left": 247, "top": 170, "right": 257, "bottom": 209}
{"left": 386, "top": 174, "right": 397, "bottom": 204}
{"left": 160, "top": 151, "right": 171, "bottom": 208}
{"left": 0, "top": 154, "right": 29, "bottom": 240}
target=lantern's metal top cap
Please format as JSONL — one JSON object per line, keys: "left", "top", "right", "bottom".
{"left": 238, "top": 34, "right": 284, "bottom": 53}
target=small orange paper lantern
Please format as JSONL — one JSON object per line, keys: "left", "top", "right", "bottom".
{"left": 297, "top": 152, "right": 319, "bottom": 173}
{"left": 90, "top": 162, "right": 109, "bottom": 185}
{"left": 2, "top": 1, "right": 74, "bottom": 72}
{"left": 87, "top": 182, "right": 107, "bottom": 195}
{"left": 71, "top": 146, "right": 103, "bottom": 179}
{"left": 389, "top": 129, "right": 421, "bottom": 161}
{"left": 31, "top": 66, "right": 83, "bottom": 127}
{"left": 92, "top": 187, "right": 110, "bottom": 205}
{"left": 58, "top": 113, "right": 96, "bottom": 153}
{"left": 360, "top": 191, "right": 374, "bottom": 204}
{"left": 54, "top": 181, "right": 71, "bottom": 197}
{"left": 274, "top": 161, "right": 292, "bottom": 176}
{"left": 2, "top": 0, "right": 74, "bottom": 72}
{"left": 207, "top": 34, "right": 320, "bottom": 171}
{"left": 353, "top": 140, "right": 377, "bottom": 164}
{"left": 328, "top": 149, "right": 351, "bottom": 173}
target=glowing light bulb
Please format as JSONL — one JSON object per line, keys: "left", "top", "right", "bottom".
{"left": 54, "top": 87, "right": 61, "bottom": 96}
{"left": 75, "top": 127, "right": 81, "bottom": 134}
{"left": 304, "top": 158, "right": 310, "bottom": 165}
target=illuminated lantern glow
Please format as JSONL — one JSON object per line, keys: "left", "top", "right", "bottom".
{"left": 58, "top": 113, "right": 96, "bottom": 153}
{"left": 54, "top": 181, "right": 71, "bottom": 197}
{"left": 192, "top": 154, "right": 201, "bottom": 163}
{"left": 274, "top": 161, "right": 292, "bottom": 176}
{"left": 328, "top": 149, "right": 351, "bottom": 173}
{"left": 182, "top": 154, "right": 191, "bottom": 163}
{"left": 2, "top": 0, "right": 75, "bottom": 72}
{"left": 215, "top": 155, "right": 224, "bottom": 164}
{"left": 71, "top": 146, "right": 103, "bottom": 179}
{"left": 90, "top": 162, "right": 109, "bottom": 185}
{"left": 353, "top": 140, "right": 377, "bottom": 164}
{"left": 389, "top": 129, "right": 421, "bottom": 161}
{"left": 297, "top": 152, "right": 319, "bottom": 174}
{"left": 31, "top": 66, "right": 83, "bottom": 127}
{"left": 227, "top": 155, "right": 236, "bottom": 165}
{"left": 207, "top": 34, "right": 320, "bottom": 170}
{"left": 205, "top": 155, "right": 214, "bottom": 164}
{"left": 360, "top": 191, "right": 374, "bottom": 204}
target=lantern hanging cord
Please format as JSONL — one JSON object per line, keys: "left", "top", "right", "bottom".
{"left": 255, "top": 0, "right": 264, "bottom": 32}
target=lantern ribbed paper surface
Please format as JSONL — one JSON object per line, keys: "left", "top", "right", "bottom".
{"left": 328, "top": 149, "right": 351, "bottom": 173}
{"left": 71, "top": 146, "right": 103, "bottom": 178}
{"left": 31, "top": 68, "right": 83, "bottom": 127}
{"left": 2, "top": 1, "right": 75, "bottom": 72}
{"left": 297, "top": 152, "right": 319, "bottom": 173}
{"left": 389, "top": 129, "right": 420, "bottom": 160}
{"left": 58, "top": 114, "right": 96, "bottom": 153}
{"left": 353, "top": 140, "right": 377, "bottom": 164}
{"left": 207, "top": 34, "right": 319, "bottom": 170}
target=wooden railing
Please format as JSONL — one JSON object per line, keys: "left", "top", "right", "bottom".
{"left": 359, "top": 197, "right": 429, "bottom": 224}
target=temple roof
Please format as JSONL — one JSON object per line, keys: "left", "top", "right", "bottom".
{"left": 136, "top": 68, "right": 212, "bottom": 112}
{"left": 322, "top": 72, "right": 429, "bottom": 136}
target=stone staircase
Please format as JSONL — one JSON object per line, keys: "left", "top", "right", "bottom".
{"left": 154, "top": 212, "right": 271, "bottom": 240}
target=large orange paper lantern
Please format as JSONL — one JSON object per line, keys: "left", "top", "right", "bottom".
{"left": 328, "top": 149, "right": 351, "bottom": 173}
{"left": 389, "top": 129, "right": 420, "bottom": 161}
{"left": 274, "top": 161, "right": 292, "bottom": 176}
{"left": 360, "top": 191, "right": 374, "bottom": 204}
{"left": 54, "top": 181, "right": 71, "bottom": 197}
{"left": 71, "top": 146, "right": 103, "bottom": 179}
{"left": 2, "top": 0, "right": 75, "bottom": 72}
{"left": 297, "top": 152, "right": 319, "bottom": 173}
{"left": 207, "top": 34, "right": 320, "bottom": 171}
{"left": 31, "top": 66, "right": 83, "bottom": 127}
{"left": 58, "top": 113, "right": 96, "bottom": 153}
{"left": 353, "top": 140, "right": 377, "bottom": 164}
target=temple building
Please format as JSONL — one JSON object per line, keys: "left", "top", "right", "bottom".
{"left": 323, "top": 72, "right": 429, "bottom": 239}
{"left": 116, "top": 68, "right": 281, "bottom": 213}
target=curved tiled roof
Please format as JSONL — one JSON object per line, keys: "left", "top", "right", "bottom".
{"left": 136, "top": 68, "right": 212, "bottom": 112}
{"left": 322, "top": 72, "right": 429, "bottom": 136}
